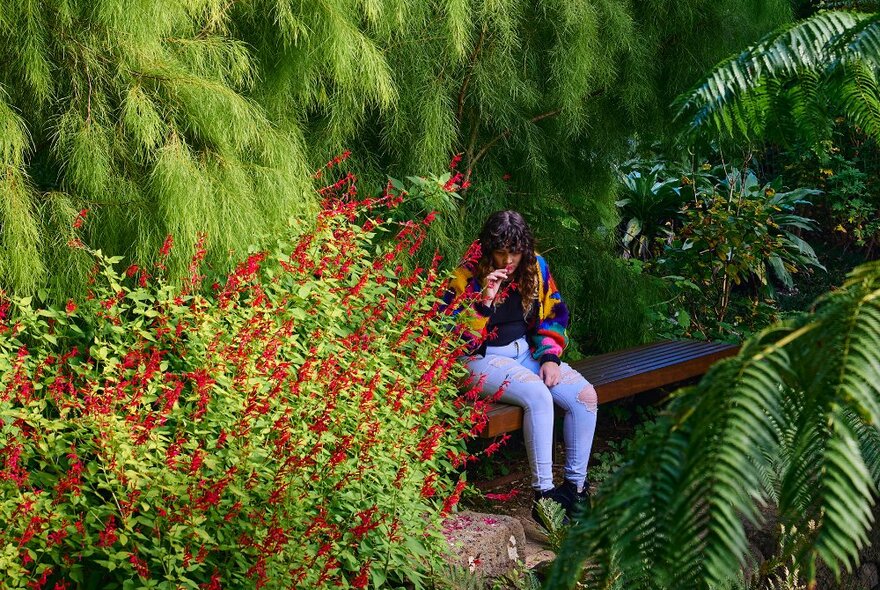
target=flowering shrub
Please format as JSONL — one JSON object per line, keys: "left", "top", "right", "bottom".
{"left": 0, "top": 178, "right": 484, "bottom": 588}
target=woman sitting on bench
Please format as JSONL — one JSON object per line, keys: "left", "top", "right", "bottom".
{"left": 446, "top": 210, "right": 598, "bottom": 521}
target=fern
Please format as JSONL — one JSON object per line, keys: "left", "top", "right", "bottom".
{"left": 674, "top": 9, "right": 880, "bottom": 147}
{"left": 546, "top": 261, "right": 880, "bottom": 589}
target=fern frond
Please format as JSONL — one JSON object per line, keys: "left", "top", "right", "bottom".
{"left": 548, "top": 261, "right": 880, "bottom": 589}
{"left": 674, "top": 10, "right": 880, "bottom": 141}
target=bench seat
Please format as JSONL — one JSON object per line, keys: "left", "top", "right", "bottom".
{"left": 479, "top": 339, "right": 739, "bottom": 438}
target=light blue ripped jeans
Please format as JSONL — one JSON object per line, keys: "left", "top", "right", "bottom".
{"left": 467, "top": 337, "right": 598, "bottom": 492}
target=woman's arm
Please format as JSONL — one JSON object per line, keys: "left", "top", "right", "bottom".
{"left": 529, "top": 256, "right": 570, "bottom": 365}
{"left": 441, "top": 265, "right": 492, "bottom": 343}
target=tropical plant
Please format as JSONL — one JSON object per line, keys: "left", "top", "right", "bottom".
{"left": 0, "top": 177, "right": 483, "bottom": 588}
{"left": 614, "top": 152, "right": 824, "bottom": 338}
{"left": 666, "top": 169, "right": 823, "bottom": 297}
{"left": 616, "top": 163, "right": 688, "bottom": 259}
{"left": 545, "top": 259, "right": 880, "bottom": 589}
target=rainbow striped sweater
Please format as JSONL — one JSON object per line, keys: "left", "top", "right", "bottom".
{"left": 444, "top": 255, "right": 570, "bottom": 365}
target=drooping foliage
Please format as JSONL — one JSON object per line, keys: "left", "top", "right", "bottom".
{"left": 546, "top": 260, "right": 880, "bottom": 589}
{"left": 0, "top": 0, "right": 792, "bottom": 351}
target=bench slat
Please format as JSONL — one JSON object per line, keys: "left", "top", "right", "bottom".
{"left": 573, "top": 340, "right": 729, "bottom": 375}
{"left": 564, "top": 341, "right": 691, "bottom": 371}
{"left": 477, "top": 340, "right": 738, "bottom": 438}
{"left": 590, "top": 345, "right": 737, "bottom": 404}
{"left": 575, "top": 343, "right": 737, "bottom": 385}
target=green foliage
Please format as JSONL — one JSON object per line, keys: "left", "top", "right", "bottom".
{"left": 661, "top": 170, "right": 823, "bottom": 322}
{"left": 0, "top": 0, "right": 316, "bottom": 294}
{"left": 534, "top": 499, "right": 569, "bottom": 553}
{"left": 762, "top": 121, "right": 880, "bottom": 256}
{"left": 546, "top": 259, "right": 880, "bottom": 589}
{"left": 0, "top": 188, "right": 473, "bottom": 588}
{"left": 0, "top": 0, "right": 794, "bottom": 353}
{"left": 614, "top": 153, "right": 825, "bottom": 340}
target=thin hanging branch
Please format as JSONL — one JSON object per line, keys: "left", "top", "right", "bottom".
{"left": 464, "top": 108, "right": 563, "bottom": 184}
{"left": 456, "top": 26, "right": 486, "bottom": 124}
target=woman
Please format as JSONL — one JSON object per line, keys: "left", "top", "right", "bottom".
{"left": 446, "top": 210, "right": 598, "bottom": 520}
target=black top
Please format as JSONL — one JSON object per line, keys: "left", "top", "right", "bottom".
{"left": 487, "top": 290, "right": 529, "bottom": 346}
{"left": 475, "top": 289, "right": 539, "bottom": 357}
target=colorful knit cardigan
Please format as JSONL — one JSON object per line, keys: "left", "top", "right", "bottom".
{"left": 444, "top": 255, "right": 570, "bottom": 365}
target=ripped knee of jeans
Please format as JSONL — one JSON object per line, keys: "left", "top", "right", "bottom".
{"left": 488, "top": 357, "right": 516, "bottom": 369}
{"left": 510, "top": 366, "right": 542, "bottom": 384}
{"left": 578, "top": 384, "right": 598, "bottom": 414}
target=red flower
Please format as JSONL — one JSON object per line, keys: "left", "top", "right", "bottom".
{"left": 440, "top": 478, "right": 467, "bottom": 517}
{"left": 463, "top": 240, "right": 483, "bottom": 264}
{"left": 129, "top": 552, "right": 150, "bottom": 578}
{"left": 420, "top": 473, "right": 438, "bottom": 498}
{"left": 159, "top": 235, "right": 174, "bottom": 258}
{"left": 351, "top": 562, "right": 371, "bottom": 589}
{"left": 350, "top": 507, "right": 379, "bottom": 539}
{"left": 199, "top": 570, "right": 222, "bottom": 590}
{"left": 47, "top": 527, "right": 69, "bottom": 546}
{"left": 443, "top": 172, "right": 464, "bottom": 191}
{"left": 97, "top": 516, "right": 118, "bottom": 547}
{"left": 483, "top": 433, "right": 511, "bottom": 457}
{"left": 72, "top": 208, "right": 88, "bottom": 229}
{"left": 64, "top": 300, "right": 77, "bottom": 315}
{"left": 484, "top": 489, "right": 520, "bottom": 502}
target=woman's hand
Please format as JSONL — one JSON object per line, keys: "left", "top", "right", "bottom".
{"left": 482, "top": 268, "right": 509, "bottom": 302}
{"left": 539, "top": 362, "right": 561, "bottom": 387}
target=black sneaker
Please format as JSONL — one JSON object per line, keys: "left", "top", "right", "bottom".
{"left": 556, "top": 480, "right": 590, "bottom": 519}
{"left": 530, "top": 486, "right": 573, "bottom": 525}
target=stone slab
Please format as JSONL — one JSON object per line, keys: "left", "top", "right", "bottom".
{"left": 442, "top": 510, "right": 526, "bottom": 579}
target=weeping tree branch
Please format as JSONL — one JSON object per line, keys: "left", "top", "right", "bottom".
{"left": 456, "top": 26, "right": 486, "bottom": 124}
{"left": 463, "top": 108, "right": 563, "bottom": 186}
{"left": 462, "top": 88, "right": 608, "bottom": 185}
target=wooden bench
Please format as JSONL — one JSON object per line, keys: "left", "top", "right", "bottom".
{"left": 479, "top": 339, "right": 739, "bottom": 438}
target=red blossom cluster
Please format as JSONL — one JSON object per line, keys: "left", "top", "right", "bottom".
{"left": 72, "top": 209, "right": 88, "bottom": 230}
{"left": 443, "top": 152, "right": 471, "bottom": 191}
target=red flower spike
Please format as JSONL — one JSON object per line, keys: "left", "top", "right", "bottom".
{"left": 97, "top": 516, "right": 118, "bottom": 547}
{"left": 159, "top": 235, "right": 174, "bottom": 258}
{"left": 72, "top": 208, "right": 88, "bottom": 229}
{"left": 440, "top": 478, "right": 468, "bottom": 517}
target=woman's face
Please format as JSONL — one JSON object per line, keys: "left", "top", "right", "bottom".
{"left": 491, "top": 248, "right": 523, "bottom": 275}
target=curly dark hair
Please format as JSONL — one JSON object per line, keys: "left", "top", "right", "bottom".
{"left": 475, "top": 210, "right": 539, "bottom": 317}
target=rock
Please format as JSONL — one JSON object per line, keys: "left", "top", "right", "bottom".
{"left": 858, "top": 562, "right": 879, "bottom": 589}
{"left": 442, "top": 511, "right": 526, "bottom": 580}
{"left": 525, "top": 548, "right": 555, "bottom": 572}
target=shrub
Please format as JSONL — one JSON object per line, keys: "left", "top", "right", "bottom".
{"left": 660, "top": 170, "right": 823, "bottom": 330}
{"left": 0, "top": 179, "right": 478, "bottom": 588}
{"left": 616, "top": 155, "right": 825, "bottom": 339}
